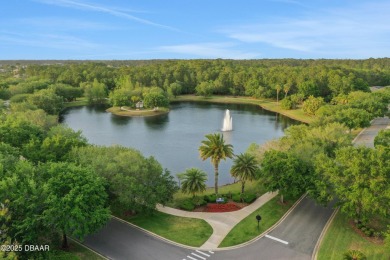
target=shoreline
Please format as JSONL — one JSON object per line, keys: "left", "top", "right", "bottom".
{"left": 173, "top": 95, "right": 313, "bottom": 124}
{"left": 106, "top": 106, "right": 170, "bottom": 117}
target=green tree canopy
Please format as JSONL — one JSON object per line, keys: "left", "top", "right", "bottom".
{"left": 68, "top": 145, "right": 178, "bottom": 213}
{"left": 260, "top": 150, "right": 311, "bottom": 203}
{"left": 42, "top": 162, "right": 110, "bottom": 248}
{"left": 27, "top": 89, "right": 64, "bottom": 115}
{"left": 315, "top": 146, "right": 390, "bottom": 221}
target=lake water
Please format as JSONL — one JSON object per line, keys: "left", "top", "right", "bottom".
{"left": 60, "top": 102, "right": 298, "bottom": 186}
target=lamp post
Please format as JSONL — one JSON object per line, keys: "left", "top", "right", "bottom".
{"left": 256, "top": 214, "right": 262, "bottom": 230}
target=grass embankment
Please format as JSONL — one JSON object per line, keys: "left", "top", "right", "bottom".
{"left": 113, "top": 210, "right": 212, "bottom": 247}
{"left": 50, "top": 239, "right": 105, "bottom": 260}
{"left": 317, "top": 212, "right": 390, "bottom": 260}
{"left": 173, "top": 95, "right": 314, "bottom": 124}
{"left": 63, "top": 97, "right": 89, "bottom": 108}
{"left": 219, "top": 194, "right": 299, "bottom": 247}
{"left": 169, "top": 179, "right": 266, "bottom": 208}
{"left": 106, "top": 106, "right": 169, "bottom": 117}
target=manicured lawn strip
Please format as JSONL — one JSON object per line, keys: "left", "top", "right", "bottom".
{"left": 170, "top": 179, "right": 266, "bottom": 207}
{"left": 317, "top": 212, "right": 389, "bottom": 260}
{"left": 106, "top": 106, "right": 169, "bottom": 117}
{"left": 173, "top": 95, "right": 313, "bottom": 124}
{"left": 219, "top": 195, "right": 297, "bottom": 247}
{"left": 114, "top": 211, "right": 212, "bottom": 247}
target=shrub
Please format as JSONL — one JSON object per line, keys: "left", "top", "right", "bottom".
{"left": 343, "top": 250, "right": 366, "bottom": 260}
{"left": 232, "top": 194, "right": 242, "bottom": 203}
{"left": 204, "top": 194, "right": 217, "bottom": 203}
{"left": 179, "top": 199, "right": 195, "bottom": 211}
{"left": 243, "top": 193, "right": 257, "bottom": 203}
{"left": 192, "top": 196, "right": 206, "bottom": 206}
{"left": 10, "top": 93, "right": 31, "bottom": 103}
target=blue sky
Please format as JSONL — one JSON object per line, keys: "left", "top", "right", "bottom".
{"left": 1, "top": 0, "right": 389, "bottom": 59}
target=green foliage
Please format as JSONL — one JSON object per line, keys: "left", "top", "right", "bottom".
{"left": 81, "top": 79, "right": 107, "bottom": 104}
{"left": 199, "top": 133, "right": 234, "bottom": 195}
{"left": 109, "top": 88, "right": 133, "bottom": 106}
{"left": 374, "top": 129, "right": 390, "bottom": 148}
{"left": 260, "top": 150, "right": 310, "bottom": 203}
{"left": 9, "top": 93, "right": 31, "bottom": 103}
{"left": 27, "top": 89, "right": 64, "bottom": 115}
{"left": 42, "top": 162, "right": 110, "bottom": 247}
{"left": 343, "top": 250, "right": 367, "bottom": 260}
{"left": 51, "top": 83, "right": 83, "bottom": 102}
{"left": 230, "top": 153, "right": 260, "bottom": 194}
{"left": 302, "top": 95, "right": 325, "bottom": 115}
{"left": 25, "top": 125, "right": 87, "bottom": 162}
{"left": 168, "top": 82, "right": 182, "bottom": 98}
{"left": 280, "top": 96, "right": 294, "bottom": 109}
{"left": 315, "top": 146, "right": 390, "bottom": 221}
{"left": 143, "top": 91, "right": 169, "bottom": 108}
{"left": 0, "top": 118, "right": 44, "bottom": 148}
{"left": 180, "top": 168, "right": 207, "bottom": 197}
{"left": 179, "top": 199, "right": 195, "bottom": 211}
{"left": 69, "top": 145, "right": 178, "bottom": 214}
{"left": 196, "top": 81, "right": 214, "bottom": 97}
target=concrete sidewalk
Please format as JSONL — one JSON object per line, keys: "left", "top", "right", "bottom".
{"left": 157, "top": 191, "right": 278, "bottom": 249}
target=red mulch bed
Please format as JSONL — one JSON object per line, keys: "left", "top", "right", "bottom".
{"left": 205, "top": 202, "right": 242, "bottom": 212}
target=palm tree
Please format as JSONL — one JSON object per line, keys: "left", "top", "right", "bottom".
{"left": 181, "top": 168, "right": 208, "bottom": 197}
{"left": 343, "top": 250, "right": 367, "bottom": 260}
{"left": 230, "top": 153, "right": 260, "bottom": 194}
{"left": 199, "top": 133, "right": 234, "bottom": 195}
{"left": 275, "top": 84, "right": 281, "bottom": 103}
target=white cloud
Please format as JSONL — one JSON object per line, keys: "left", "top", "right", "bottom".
{"left": 158, "top": 42, "right": 261, "bottom": 59}
{"left": 221, "top": 1, "right": 390, "bottom": 57}
{"left": 34, "top": 0, "right": 179, "bottom": 31}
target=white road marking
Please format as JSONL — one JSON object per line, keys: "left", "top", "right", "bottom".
{"left": 191, "top": 252, "right": 206, "bottom": 259}
{"left": 265, "top": 234, "right": 289, "bottom": 245}
{"left": 187, "top": 256, "right": 197, "bottom": 260}
{"left": 196, "top": 250, "right": 210, "bottom": 257}
{"left": 208, "top": 251, "right": 214, "bottom": 254}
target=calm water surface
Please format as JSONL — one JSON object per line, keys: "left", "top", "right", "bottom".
{"left": 60, "top": 102, "right": 298, "bottom": 186}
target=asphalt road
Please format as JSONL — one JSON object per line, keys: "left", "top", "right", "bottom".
{"left": 84, "top": 197, "right": 334, "bottom": 260}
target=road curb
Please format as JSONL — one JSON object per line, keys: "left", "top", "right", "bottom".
{"left": 110, "top": 215, "right": 200, "bottom": 250}
{"left": 215, "top": 193, "right": 307, "bottom": 251}
{"left": 68, "top": 237, "right": 110, "bottom": 260}
{"left": 311, "top": 208, "right": 339, "bottom": 260}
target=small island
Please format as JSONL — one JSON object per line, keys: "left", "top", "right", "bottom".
{"left": 106, "top": 106, "right": 169, "bottom": 117}
{"left": 106, "top": 91, "right": 170, "bottom": 117}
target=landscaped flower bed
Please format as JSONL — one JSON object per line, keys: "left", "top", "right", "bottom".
{"left": 205, "top": 202, "right": 242, "bottom": 212}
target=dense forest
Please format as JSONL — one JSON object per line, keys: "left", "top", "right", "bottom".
{"left": 1, "top": 58, "right": 390, "bottom": 104}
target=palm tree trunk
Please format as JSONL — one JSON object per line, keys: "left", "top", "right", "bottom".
{"left": 241, "top": 180, "right": 245, "bottom": 194}
{"left": 214, "top": 162, "right": 219, "bottom": 195}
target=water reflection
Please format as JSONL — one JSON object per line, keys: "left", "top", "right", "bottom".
{"left": 61, "top": 102, "right": 299, "bottom": 186}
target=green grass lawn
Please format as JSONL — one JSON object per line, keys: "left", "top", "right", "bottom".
{"left": 219, "top": 194, "right": 298, "bottom": 247}
{"left": 115, "top": 211, "right": 212, "bottom": 247}
{"left": 170, "top": 179, "right": 267, "bottom": 207}
{"left": 317, "top": 212, "right": 389, "bottom": 260}
{"left": 47, "top": 239, "right": 105, "bottom": 260}
{"left": 173, "top": 95, "right": 313, "bottom": 124}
